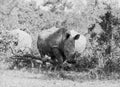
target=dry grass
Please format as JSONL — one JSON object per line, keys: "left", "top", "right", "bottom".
{"left": 0, "top": 69, "right": 120, "bottom": 87}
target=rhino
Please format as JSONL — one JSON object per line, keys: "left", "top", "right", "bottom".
{"left": 37, "top": 27, "right": 80, "bottom": 66}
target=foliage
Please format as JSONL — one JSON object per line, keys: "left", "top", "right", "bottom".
{"left": 1, "top": 0, "right": 120, "bottom": 79}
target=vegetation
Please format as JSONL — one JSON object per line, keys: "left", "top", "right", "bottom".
{"left": 1, "top": 0, "right": 120, "bottom": 80}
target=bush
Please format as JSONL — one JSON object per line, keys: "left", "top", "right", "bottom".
{"left": 1, "top": 0, "right": 120, "bottom": 80}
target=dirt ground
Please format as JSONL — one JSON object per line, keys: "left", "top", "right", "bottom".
{"left": 0, "top": 70, "right": 120, "bottom": 87}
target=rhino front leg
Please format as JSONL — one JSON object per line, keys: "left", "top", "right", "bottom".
{"left": 52, "top": 47, "right": 63, "bottom": 68}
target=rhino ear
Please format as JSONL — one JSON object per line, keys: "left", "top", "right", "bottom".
{"left": 74, "top": 34, "right": 80, "bottom": 40}
{"left": 65, "top": 33, "right": 70, "bottom": 40}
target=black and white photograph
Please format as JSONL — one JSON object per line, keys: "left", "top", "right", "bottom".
{"left": 0, "top": 0, "right": 120, "bottom": 87}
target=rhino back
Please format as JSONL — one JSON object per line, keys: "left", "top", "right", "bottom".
{"left": 39, "top": 27, "right": 59, "bottom": 40}
{"left": 37, "top": 27, "right": 68, "bottom": 57}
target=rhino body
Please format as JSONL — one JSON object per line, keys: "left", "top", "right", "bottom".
{"left": 37, "top": 27, "right": 80, "bottom": 65}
